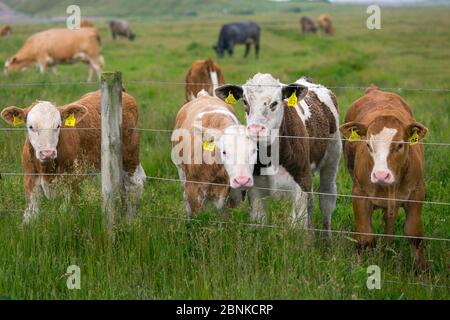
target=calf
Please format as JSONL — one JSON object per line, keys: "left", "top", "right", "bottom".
{"left": 300, "top": 17, "right": 317, "bottom": 34}
{"left": 340, "top": 85, "right": 429, "bottom": 271}
{"left": 171, "top": 90, "right": 257, "bottom": 217}
{"left": 4, "top": 28, "right": 104, "bottom": 81}
{"left": 1, "top": 90, "right": 145, "bottom": 223}
{"left": 318, "top": 14, "right": 334, "bottom": 35}
{"left": 216, "top": 74, "right": 341, "bottom": 236}
{"left": 214, "top": 21, "right": 260, "bottom": 59}
{"left": 109, "top": 20, "right": 135, "bottom": 41}
{"left": 185, "top": 58, "right": 225, "bottom": 102}
{"left": 0, "top": 25, "right": 12, "bottom": 37}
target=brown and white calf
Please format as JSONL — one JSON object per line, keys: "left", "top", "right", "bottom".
{"left": 4, "top": 28, "right": 104, "bottom": 81}
{"left": 1, "top": 90, "right": 145, "bottom": 223}
{"left": 216, "top": 74, "right": 341, "bottom": 235}
{"left": 340, "top": 85, "right": 429, "bottom": 271}
{"left": 185, "top": 59, "right": 225, "bottom": 102}
{"left": 171, "top": 90, "right": 257, "bottom": 217}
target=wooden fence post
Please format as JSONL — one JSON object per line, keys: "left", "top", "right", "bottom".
{"left": 101, "top": 71, "right": 123, "bottom": 233}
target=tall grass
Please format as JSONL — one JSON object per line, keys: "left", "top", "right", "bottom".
{"left": 0, "top": 5, "right": 449, "bottom": 299}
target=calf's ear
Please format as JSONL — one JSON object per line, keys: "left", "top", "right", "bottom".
{"left": 406, "top": 122, "right": 428, "bottom": 140}
{"left": 282, "top": 83, "right": 308, "bottom": 101}
{"left": 339, "top": 121, "right": 367, "bottom": 140}
{"left": 1, "top": 106, "right": 26, "bottom": 126}
{"left": 60, "top": 104, "right": 89, "bottom": 125}
{"left": 215, "top": 85, "right": 243, "bottom": 102}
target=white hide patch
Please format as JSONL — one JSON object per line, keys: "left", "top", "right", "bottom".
{"left": 210, "top": 71, "right": 219, "bottom": 96}
{"left": 295, "top": 77, "right": 338, "bottom": 124}
{"left": 26, "top": 101, "right": 61, "bottom": 159}
{"left": 369, "top": 127, "right": 397, "bottom": 183}
{"left": 242, "top": 73, "right": 282, "bottom": 104}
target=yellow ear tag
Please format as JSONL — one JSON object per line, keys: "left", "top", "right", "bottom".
{"left": 12, "top": 115, "right": 23, "bottom": 127}
{"left": 203, "top": 141, "right": 215, "bottom": 152}
{"left": 64, "top": 113, "right": 76, "bottom": 127}
{"left": 225, "top": 91, "right": 237, "bottom": 104}
{"left": 349, "top": 128, "right": 361, "bottom": 142}
{"left": 409, "top": 130, "right": 419, "bottom": 146}
{"left": 287, "top": 91, "right": 298, "bottom": 107}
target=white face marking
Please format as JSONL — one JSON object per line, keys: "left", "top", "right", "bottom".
{"left": 210, "top": 71, "right": 219, "bottom": 95}
{"left": 216, "top": 125, "right": 257, "bottom": 189}
{"left": 26, "top": 101, "right": 61, "bottom": 162}
{"left": 368, "top": 127, "right": 397, "bottom": 184}
{"left": 242, "top": 73, "right": 284, "bottom": 144}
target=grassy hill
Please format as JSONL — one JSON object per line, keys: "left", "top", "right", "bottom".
{"left": 3, "top": 0, "right": 332, "bottom": 19}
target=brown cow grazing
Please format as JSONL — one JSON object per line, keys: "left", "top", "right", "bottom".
{"left": 216, "top": 74, "right": 341, "bottom": 238}
{"left": 171, "top": 90, "right": 257, "bottom": 217}
{"left": 318, "top": 14, "right": 334, "bottom": 35}
{"left": 0, "top": 90, "right": 145, "bottom": 224}
{"left": 4, "top": 28, "right": 104, "bottom": 81}
{"left": 300, "top": 17, "right": 317, "bottom": 34}
{"left": 80, "top": 19, "right": 94, "bottom": 28}
{"left": 0, "top": 25, "right": 12, "bottom": 37}
{"left": 185, "top": 58, "right": 225, "bottom": 102}
{"left": 340, "top": 85, "right": 429, "bottom": 271}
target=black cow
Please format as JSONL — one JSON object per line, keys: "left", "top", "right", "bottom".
{"left": 213, "top": 21, "right": 260, "bottom": 59}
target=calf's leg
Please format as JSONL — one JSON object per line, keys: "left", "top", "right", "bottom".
{"left": 248, "top": 175, "right": 270, "bottom": 223}
{"left": 404, "top": 199, "right": 427, "bottom": 272}
{"left": 123, "top": 164, "right": 146, "bottom": 223}
{"left": 352, "top": 188, "right": 375, "bottom": 250}
{"left": 23, "top": 176, "right": 42, "bottom": 224}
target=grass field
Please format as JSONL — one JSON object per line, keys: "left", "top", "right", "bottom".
{"left": 0, "top": 3, "right": 449, "bottom": 299}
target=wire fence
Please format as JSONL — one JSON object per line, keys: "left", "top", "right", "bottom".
{"left": 0, "top": 78, "right": 448, "bottom": 293}
{"left": 0, "top": 126, "right": 449, "bottom": 147}
{"left": 1, "top": 79, "right": 450, "bottom": 92}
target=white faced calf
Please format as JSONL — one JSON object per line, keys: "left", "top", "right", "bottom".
{"left": 172, "top": 92, "right": 257, "bottom": 216}
{"left": 216, "top": 73, "right": 341, "bottom": 237}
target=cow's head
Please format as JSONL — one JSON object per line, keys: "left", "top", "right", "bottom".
{"left": 340, "top": 116, "right": 428, "bottom": 185}
{"left": 4, "top": 56, "right": 28, "bottom": 74}
{"left": 213, "top": 45, "right": 224, "bottom": 59}
{"left": 1, "top": 102, "right": 88, "bottom": 162}
{"left": 193, "top": 124, "right": 257, "bottom": 189}
{"left": 215, "top": 73, "right": 308, "bottom": 145}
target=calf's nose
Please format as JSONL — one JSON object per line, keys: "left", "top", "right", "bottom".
{"left": 232, "top": 176, "right": 253, "bottom": 189}
{"left": 372, "top": 170, "right": 391, "bottom": 183}
{"left": 39, "top": 150, "right": 56, "bottom": 160}
{"left": 247, "top": 124, "right": 266, "bottom": 137}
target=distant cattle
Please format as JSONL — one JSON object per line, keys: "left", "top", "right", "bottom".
{"left": 171, "top": 90, "right": 257, "bottom": 217}
{"left": 300, "top": 17, "right": 317, "bottom": 34}
{"left": 109, "top": 20, "right": 135, "bottom": 41}
{"left": 185, "top": 58, "right": 225, "bottom": 102}
{"left": 0, "top": 90, "right": 145, "bottom": 223}
{"left": 318, "top": 14, "right": 334, "bottom": 35}
{"left": 340, "top": 85, "right": 429, "bottom": 271}
{"left": 0, "top": 25, "right": 12, "bottom": 37}
{"left": 80, "top": 19, "right": 94, "bottom": 28}
{"left": 4, "top": 28, "right": 104, "bottom": 81}
{"left": 216, "top": 74, "right": 341, "bottom": 237}
{"left": 214, "top": 21, "right": 260, "bottom": 59}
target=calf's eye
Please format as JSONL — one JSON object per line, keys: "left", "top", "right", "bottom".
{"left": 269, "top": 101, "right": 278, "bottom": 111}
{"left": 366, "top": 143, "right": 373, "bottom": 152}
